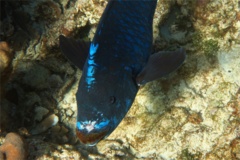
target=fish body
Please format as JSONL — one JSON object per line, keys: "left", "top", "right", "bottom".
{"left": 60, "top": 0, "right": 186, "bottom": 146}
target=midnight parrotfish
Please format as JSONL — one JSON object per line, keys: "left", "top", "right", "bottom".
{"left": 59, "top": 0, "right": 186, "bottom": 146}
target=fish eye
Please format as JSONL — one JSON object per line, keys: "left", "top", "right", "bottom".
{"left": 109, "top": 96, "right": 116, "bottom": 104}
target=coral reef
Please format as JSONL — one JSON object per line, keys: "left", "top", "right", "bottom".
{"left": 0, "top": 133, "right": 27, "bottom": 160}
{"left": 0, "top": 0, "right": 239, "bottom": 159}
{"left": 192, "top": 0, "right": 240, "bottom": 48}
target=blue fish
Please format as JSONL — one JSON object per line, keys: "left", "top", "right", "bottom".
{"left": 59, "top": 0, "right": 186, "bottom": 146}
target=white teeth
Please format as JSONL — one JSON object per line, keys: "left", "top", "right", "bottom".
{"left": 85, "top": 121, "right": 96, "bottom": 132}
{"left": 78, "top": 121, "right": 97, "bottom": 132}
{"left": 77, "top": 116, "right": 109, "bottom": 132}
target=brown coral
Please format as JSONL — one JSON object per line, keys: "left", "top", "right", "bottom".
{"left": 0, "top": 133, "right": 27, "bottom": 160}
{"left": 231, "top": 138, "right": 240, "bottom": 159}
{"left": 236, "top": 12, "right": 240, "bottom": 21}
{"left": 188, "top": 112, "right": 203, "bottom": 124}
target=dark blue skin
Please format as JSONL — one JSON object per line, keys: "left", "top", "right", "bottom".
{"left": 60, "top": 0, "right": 186, "bottom": 146}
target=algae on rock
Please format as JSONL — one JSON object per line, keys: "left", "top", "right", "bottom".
{"left": 0, "top": 0, "right": 239, "bottom": 159}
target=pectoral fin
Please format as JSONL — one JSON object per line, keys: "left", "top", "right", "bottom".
{"left": 59, "top": 35, "right": 90, "bottom": 70}
{"left": 136, "top": 48, "right": 186, "bottom": 85}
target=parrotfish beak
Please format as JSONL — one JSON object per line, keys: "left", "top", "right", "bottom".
{"left": 76, "top": 126, "right": 110, "bottom": 146}
{"left": 76, "top": 120, "right": 111, "bottom": 146}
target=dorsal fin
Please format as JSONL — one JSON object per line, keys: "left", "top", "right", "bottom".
{"left": 59, "top": 35, "right": 90, "bottom": 70}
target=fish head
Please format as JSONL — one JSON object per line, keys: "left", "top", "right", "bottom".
{"left": 75, "top": 70, "right": 138, "bottom": 146}
{"left": 75, "top": 111, "right": 111, "bottom": 146}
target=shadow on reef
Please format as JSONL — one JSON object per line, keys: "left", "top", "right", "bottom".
{"left": 1, "top": 1, "right": 38, "bottom": 50}
{"left": 75, "top": 139, "right": 136, "bottom": 159}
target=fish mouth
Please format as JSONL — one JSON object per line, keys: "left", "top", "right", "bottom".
{"left": 76, "top": 125, "right": 110, "bottom": 146}
{"left": 76, "top": 119, "right": 111, "bottom": 146}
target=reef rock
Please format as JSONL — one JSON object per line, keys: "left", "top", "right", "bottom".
{"left": 0, "top": 0, "right": 239, "bottom": 159}
{"left": 31, "top": 114, "right": 59, "bottom": 135}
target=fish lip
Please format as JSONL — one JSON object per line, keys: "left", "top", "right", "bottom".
{"left": 76, "top": 125, "right": 111, "bottom": 146}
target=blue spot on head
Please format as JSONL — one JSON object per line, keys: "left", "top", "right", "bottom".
{"left": 77, "top": 121, "right": 83, "bottom": 130}
{"left": 87, "top": 65, "right": 95, "bottom": 77}
{"left": 85, "top": 42, "right": 99, "bottom": 90}
{"left": 76, "top": 119, "right": 110, "bottom": 131}
{"left": 86, "top": 77, "right": 95, "bottom": 87}
{"left": 88, "top": 58, "right": 94, "bottom": 64}
{"left": 89, "top": 43, "right": 99, "bottom": 56}
{"left": 95, "top": 119, "right": 110, "bottom": 129}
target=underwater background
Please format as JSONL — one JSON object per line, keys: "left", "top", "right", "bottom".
{"left": 0, "top": 0, "right": 240, "bottom": 159}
